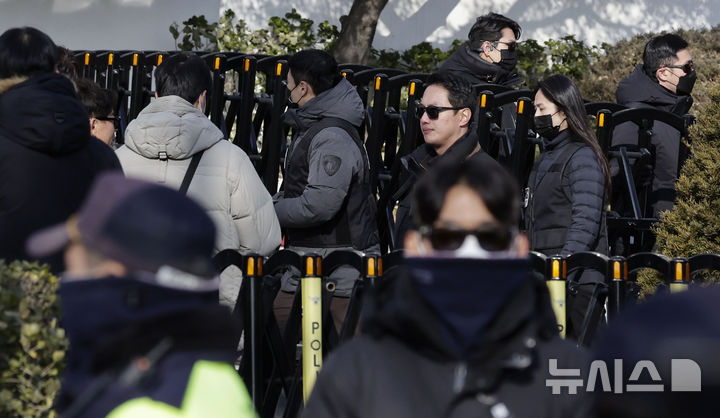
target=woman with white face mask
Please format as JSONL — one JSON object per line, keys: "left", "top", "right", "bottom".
{"left": 526, "top": 74, "right": 611, "bottom": 341}
{"left": 303, "top": 158, "right": 588, "bottom": 418}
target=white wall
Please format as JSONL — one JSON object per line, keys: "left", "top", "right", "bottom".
{"left": 0, "top": 0, "right": 717, "bottom": 52}
{"left": 224, "top": 0, "right": 720, "bottom": 49}
{"left": 0, "top": 0, "right": 220, "bottom": 51}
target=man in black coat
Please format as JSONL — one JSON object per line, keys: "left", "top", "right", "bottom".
{"left": 304, "top": 158, "right": 587, "bottom": 418}
{"left": 393, "top": 72, "right": 503, "bottom": 245}
{"left": 612, "top": 34, "right": 695, "bottom": 218}
{"left": 439, "top": 12, "right": 522, "bottom": 87}
{"left": 0, "top": 27, "right": 121, "bottom": 272}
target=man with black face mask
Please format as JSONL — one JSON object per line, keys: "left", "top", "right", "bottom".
{"left": 612, "top": 34, "right": 695, "bottom": 220}
{"left": 439, "top": 12, "right": 522, "bottom": 87}
{"left": 303, "top": 158, "right": 587, "bottom": 418}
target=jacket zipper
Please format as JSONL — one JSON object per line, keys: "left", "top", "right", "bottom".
{"left": 453, "top": 362, "right": 468, "bottom": 394}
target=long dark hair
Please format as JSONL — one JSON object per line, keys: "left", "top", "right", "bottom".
{"left": 538, "top": 74, "right": 611, "bottom": 200}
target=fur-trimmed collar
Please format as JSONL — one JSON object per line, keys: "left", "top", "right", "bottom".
{"left": 0, "top": 76, "right": 28, "bottom": 95}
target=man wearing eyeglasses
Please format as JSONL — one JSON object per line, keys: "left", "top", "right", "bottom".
{"left": 439, "top": 12, "right": 522, "bottom": 87}
{"left": 75, "top": 78, "right": 120, "bottom": 148}
{"left": 393, "top": 72, "right": 504, "bottom": 246}
{"left": 612, "top": 34, "right": 696, "bottom": 225}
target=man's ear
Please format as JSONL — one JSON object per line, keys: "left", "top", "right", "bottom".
{"left": 193, "top": 90, "right": 207, "bottom": 112}
{"left": 656, "top": 67, "right": 670, "bottom": 83}
{"left": 89, "top": 117, "right": 97, "bottom": 132}
{"left": 459, "top": 108, "right": 472, "bottom": 127}
{"left": 404, "top": 230, "right": 421, "bottom": 255}
{"left": 515, "top": 233, "right": 530, "bottom": 257}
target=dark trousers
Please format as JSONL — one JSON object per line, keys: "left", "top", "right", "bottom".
{"left": 567, "top": 282, "right": 605, "bottom": 343}
{"left": 273, "top": 290, "right": 350, "bottom": 335}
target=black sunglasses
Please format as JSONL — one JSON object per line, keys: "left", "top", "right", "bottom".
{"left": 415, "top": 101, "right": 465, "bottom": 120}
{"left": 666, "top": 61, "right": 694, "bottom": 74}
{"left": 96, "top": 116, "right": 120, "bottom": 129}
{"left": 418, "top": 224, "right": 514, "bottom": 251}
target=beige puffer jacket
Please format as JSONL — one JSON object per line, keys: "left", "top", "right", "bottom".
{"left": 116, "top": 96, "right": 281, "bottom": 307}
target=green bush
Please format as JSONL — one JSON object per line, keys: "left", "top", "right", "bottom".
{"left": 636, "top": 83, "right": 720, "bottom": 294}
{"left": 170, "top": 9, "right": 339, "bottom": 54}
{"left": 0, "top": 261, "right": 66, "bottom": 417}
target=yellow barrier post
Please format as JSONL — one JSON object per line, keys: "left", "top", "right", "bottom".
{"left": 669, "top": 258, "right": 690, "bottom": 293}
{"left": 546, "top": 255, "right": 568, "bottom": 338}
{"left": 301, "top": 255, "right": 323, "bottom": 402}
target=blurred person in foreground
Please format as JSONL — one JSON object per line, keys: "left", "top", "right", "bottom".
{"left": 591, "top": 287, "right": 720, "bottom": 418}
{"left": 27, "top": 173, "right": 256, "bottom": 418}
{"left": 0, "top": 26, "right": 121, "bottom": 272}
{"left": 303, "top": 158, "right": 586, "bottom": 418}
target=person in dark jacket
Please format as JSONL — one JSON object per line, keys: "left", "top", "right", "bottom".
{"left": 394, "top": 71, "right": 503, "bottom": 245}
{"left": 27, "top": 173, "right": 256, "bottom": 418}
{"left": 304, "top": 158, "right": 587, "bottom": 418}
{"left": 273, "top": 49, "right": 379, "bottom": 331}
{"left": 439, "top": 12, "right": 522, "bottom": 87}
{"left": 525, "top": 74, "right": 611, "bottom": 340}
{"left": 612, "top": 34, "right": 695, "bottom": 219}
{"left": 0, "top": 27, "right": 121, "bottom": 273}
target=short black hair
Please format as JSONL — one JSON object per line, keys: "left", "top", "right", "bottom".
{"left": 0, "top": 27, "right": 57, "bottom": 78}
{"left": 75, "top": 78, "right": 118, "bottom": 118}
{"left": 56, "top": 46, "right": 79, "bottom": 81}
{"left": 643, "top": 34, "right": 689, "bottom": 81}
{"left": 288, "top": 49, "right": 341, "bottom": 96}
{"left": 412, "top": 157, "right": 520, "bottom": 230}
{"left": 468, "top": 13, "right": 522, "bottom": 50}
{"left": 154, "top": 53, "right": 211, "bottom": 104}
{"left": 426, "top": 72, "right": 476, "bottom": 118}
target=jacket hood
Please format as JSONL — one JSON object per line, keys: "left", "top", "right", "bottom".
{"left": 123, "top": 95, "right": 223, "bottom": 159}
{"left": 283, "top": 78, "right": 364, "bottom": 130}
{"left": 0, "top": 73, "right": 91, "bottom": 154}
{"left": 616, "top": 65, "right": 681, "bottom": 108}
{"left": 439, "top": 43, "right": 522, "bottom": 86}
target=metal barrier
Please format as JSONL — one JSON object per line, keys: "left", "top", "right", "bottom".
{"left": 212, "top": 248, "right": 720, "bottom": 416}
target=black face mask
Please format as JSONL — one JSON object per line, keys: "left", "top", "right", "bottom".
{"left": 676, "top": 70, "right": 697, "bottom": 96}
{"left": 498, "top": 49, "right": 518, "bottom": 72}
{"left": 534, "top": 113, "right": 564, "bottom": 139}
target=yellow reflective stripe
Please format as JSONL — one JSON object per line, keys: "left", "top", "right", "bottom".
{"left": 107, "top": 361, "right": 257, "bottom": 418}
{"left": 183, "top": 360, "right": 256, "bottom": 417}
{"left": 107, "top": 398, "right": 179, "bottom": 417}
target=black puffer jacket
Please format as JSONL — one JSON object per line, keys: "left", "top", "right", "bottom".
{"left": 0, "top": 73, "right": 121, "bottom": 271}
{"left": 525, "top": 131, "right": 607, "bottom": 283}
{"left": 302, "top": 266, "right": 588, "bottom": 418}
{"left": 612, "top": 65, "right": 692, "bottom": 216}
{"left": 439, "top": 43, "right": 523, "bottom": 87}
{"left": 393, "top": 129, "right": 503, "bottom": 244}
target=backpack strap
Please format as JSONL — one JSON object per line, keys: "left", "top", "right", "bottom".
{"left": 179, "top": 150, "right": 205, "bottom": 195}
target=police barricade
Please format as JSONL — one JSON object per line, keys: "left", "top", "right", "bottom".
{"left": 507, "top": 96, "right": 538, "bottom": 196}
{"left": 601, "top": 107, "right": 694, "bottom": 255}
{"left": 476, "top": 88, "right": 534, "bottom": 163}
{"left": 212, "top": 249, "right": 387, "bottom": 417}
{"left": 256, "top": 56, "right": 290, "bottom": 194}
{"left": 350, "top": 67, "right": 407, "bottom": 142}
{"left": 375, "top": 75, "right": 429, "bottom": 252}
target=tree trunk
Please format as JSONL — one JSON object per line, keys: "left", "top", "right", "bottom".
{"left": 331, "top": 0, "right": 389, "bottom": 64}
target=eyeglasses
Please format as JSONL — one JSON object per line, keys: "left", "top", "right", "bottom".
{"left": 415, "top": 101, "right": 465, "bottom": 120}
{"left": 665, "top": 61, "right": 694, "bottom": 74}
{"left": 418, "top": 224, "right": 514, "bottom": 251}
{"left": 96, "top": 116, "right": 119, "bottom": 129}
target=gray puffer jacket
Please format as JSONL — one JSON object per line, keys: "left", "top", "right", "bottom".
{"left": 116, "top": 96, "right": 282, "bottom": 306}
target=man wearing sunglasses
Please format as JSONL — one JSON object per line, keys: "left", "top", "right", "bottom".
{"left": 612, "top": 34, "right": 696, "bottom": 229}
{"left": 439, "top": 12, "right": 522, "bottom": 87}
{"left": 304, "top": 158, "right": 586, "bottom": 418}
{"left": 393, "top": 72, "right": 503, "bottom": 246}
